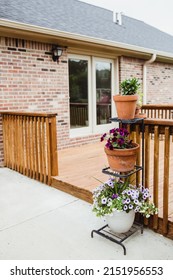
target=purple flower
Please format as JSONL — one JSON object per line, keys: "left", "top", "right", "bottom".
{"left": 112, "top": 193, "right": 118, "bottom": 199}
{"left": 124, "top": 129, "right": 129, "bottom": 137}
{"left": 110, "top": 128, "right": 115, "bottom": 134}
{"left": 117, "top": 138, "right": 124, "bottom": 146}
{"left": 109, "top": 144, "right": 114, "bottom": 150}
{"left": 100, "top": 133, "right": 106, "bottom": 142}
{"left": 112, "top": 137, "right": 117, "bottom": 143}
{"left": 101, "top": 127, "right": 134, "bottom": 150}
{"left": 119, "top": 129, "right": 124, "bottom": 136}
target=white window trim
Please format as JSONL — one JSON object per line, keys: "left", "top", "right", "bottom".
{"left": 92, "top": 57, "right": 117, "bottom": 134}
{"left": 68, "top": 54, "right": 119, "bottom": 138}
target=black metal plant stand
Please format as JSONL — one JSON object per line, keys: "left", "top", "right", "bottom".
{"left": 91, "top": 222, "right": 143, "bottom": 255}
{"left": 91, "top": 117, "right": 145, "bottom": 255}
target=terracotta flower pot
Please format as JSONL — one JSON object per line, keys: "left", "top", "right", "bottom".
{"left": 113, "top": 95, "right": 138, "bottom": 120}
{"left": 104, "top": 143, "right": 140, "bottom": 172}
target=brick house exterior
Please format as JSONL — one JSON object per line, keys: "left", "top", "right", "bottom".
{"left": 1, "top": 0, "right": 173, "bottom": 166}
{"left": 119, "top": 56, "right": 173, "bottom": 104}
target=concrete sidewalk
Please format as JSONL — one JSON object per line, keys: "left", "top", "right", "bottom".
{"left": 0, "top": 168, "right": 173, "bottom": 260}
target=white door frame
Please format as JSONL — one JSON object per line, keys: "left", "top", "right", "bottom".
{"left": 68, "top": 54, "right": 119, "bottom": 138}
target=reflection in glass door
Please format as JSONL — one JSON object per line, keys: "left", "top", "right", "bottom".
{"left": 69, "top": 58, "right": 89, "bottom": 129}
{"left": 95, "top": 61, "right": 112, "bottom": 125}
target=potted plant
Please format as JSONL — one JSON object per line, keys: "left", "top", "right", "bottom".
{"left": 92, "top": 178, "right": 158, "bottom": 233}
{"left": 101, "top": 127, "right": 140, "bottom": 172}
{"left": 113, "top": 77, "right": 141, "bottom": 119}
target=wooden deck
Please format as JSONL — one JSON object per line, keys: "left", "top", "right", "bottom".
{"left": 52, "top": 141, "right": 173, "bottom": 223}
{"left": 52, "top": 142, "right": 108, "bottom": 203}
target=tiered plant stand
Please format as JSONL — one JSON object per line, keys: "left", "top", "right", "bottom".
{"left": 91, "top": 117, "right": 145, "bottom": 255}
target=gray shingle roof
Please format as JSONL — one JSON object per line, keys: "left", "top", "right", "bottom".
{"left": 1, "top": 0, "right": 173, "bottom": 55}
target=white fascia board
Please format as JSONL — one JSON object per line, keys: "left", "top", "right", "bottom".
{"left": 1, "top": 18, "right": 173, "bottom": 60}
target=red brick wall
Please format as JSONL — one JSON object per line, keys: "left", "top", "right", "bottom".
{"left": 119, "top": 56, "right": 143, "bottom": 84}
{"left": 0, "top": 37, "right": 69, "bottom": 166}
{"left": 119, "top": 56, "right": 173, "bottom": 104}
{"left": 0, "top": 37, "right": 101, "bottom": 166}
{"left": 147, "top": 62, "right": 173, "bottom": 104}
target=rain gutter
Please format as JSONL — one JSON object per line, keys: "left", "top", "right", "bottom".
{"left": 1, "top": 19, "right": 173, "bottom": 60}
{"left": 143, "top": 54, "right": 157, "bottom": 104}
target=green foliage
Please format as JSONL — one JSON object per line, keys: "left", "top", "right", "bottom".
{"left": 92, "top": 178, "right": 158, "bottom": 218}
{"left": 120, "top": 78, "right": 140, "bottom": 95}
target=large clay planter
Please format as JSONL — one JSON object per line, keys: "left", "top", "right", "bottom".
{"left": 104, "top": 143, "right": 140, "bottom": 172}
{"left": 106, "top": 210, "right": 135, "bottom": 233}
{"left": 113, "top": 95, "right": 138, "bottom": 120}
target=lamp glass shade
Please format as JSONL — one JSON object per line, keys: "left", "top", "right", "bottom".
{"left": 52, "top": 46, "right": 63, "bottom": 61}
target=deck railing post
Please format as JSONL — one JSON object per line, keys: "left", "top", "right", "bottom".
{"left": 49, "top": 116, "right": 58, "bottom": 177}
{"left": 163, "top": 127, "right": 170, "bottom": 234}
{"left": 153, "top": 126, "right": 159, "bottom": 229}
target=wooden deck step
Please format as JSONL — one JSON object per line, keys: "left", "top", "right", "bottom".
{"left": 51, "top": 177, "right": 93, "bottom": 203}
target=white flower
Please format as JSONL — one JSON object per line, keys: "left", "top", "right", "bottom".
{"left": 125, "top": 198, "right": 131, "bottom": 204}
{"left": 134, "top": 206, "right": 140, "bottom": 212}
{"left": 101, "top": 198, "right": 107, "bottom": 204}
{"left": 123, "top": 205, "right": 128, "bottom": 211}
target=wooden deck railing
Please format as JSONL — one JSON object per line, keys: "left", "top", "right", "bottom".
{"left": 141, "top": 104, "right": 173, "bottom": 119}
{"left": 70, "top": 103, "right": 88, "bottom": 126}
{"left": 0, "top": 112, "right": 58, "bottom": 185}
{"left": 131, "top": 118, "right": 173, "bottom": 239}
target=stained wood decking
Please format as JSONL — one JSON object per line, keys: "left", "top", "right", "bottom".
{"left": 51, "top": 142, "right": 108, "bottom": 203}
{"left": 52, "top": 141, "right": 173, "bottom": 223}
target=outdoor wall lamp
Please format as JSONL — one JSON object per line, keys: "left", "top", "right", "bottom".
{"left": 52, "top": 45, "right": 63, "bottom": 62}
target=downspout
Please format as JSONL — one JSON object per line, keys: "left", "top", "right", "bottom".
{"left": 143, "top": 53, "right": 157, "bottom": 104}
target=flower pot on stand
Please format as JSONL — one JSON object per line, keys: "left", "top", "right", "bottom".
{"left": 106, "top": 210, "right": 135, "bottom": 233}
{"left": 104, "top": 143, "right": 140, "bottom": 172}
{"left": 113, "top": 95, "right": 138, "bottom": 120}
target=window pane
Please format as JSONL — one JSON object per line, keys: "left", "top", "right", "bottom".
{"left": 96, "top": 62, "right": 112, "bottom": 125}
{"left": 69, "top": 59, "right": 88, "bottom": 128}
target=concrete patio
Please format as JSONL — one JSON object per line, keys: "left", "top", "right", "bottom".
{"left": 0, "top": 168, "right": 173, "bottom": 260}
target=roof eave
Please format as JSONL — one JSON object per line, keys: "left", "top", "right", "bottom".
{"left": 1, "top": 18, "right": 173, "bottom": 61}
